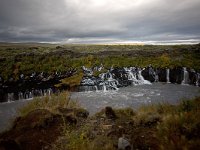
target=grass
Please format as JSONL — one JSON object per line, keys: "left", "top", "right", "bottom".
{"left": 55, "top": 72, "right": 83, "bottom": 89}
{"left": 52, "top": 97, "right": 200, "bottom": 150}
{"left": 157, "top": 98, "right": 200, "bottom": 149}
{"left": 18, "top": 91, "right": 77, "bottom": 116}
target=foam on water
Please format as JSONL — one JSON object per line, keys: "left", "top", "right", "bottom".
{"left": 72, "top": 83, "right": 200, "bottom": 115}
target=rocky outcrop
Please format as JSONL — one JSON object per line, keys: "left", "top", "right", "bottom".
{"left": 0, "top": 69, "right": 76, "bottom": 102}
{"left": 78, "top": 65, "right": 200, "bottom": 92}
{"left": 1, "top": 65, "right": 200, "bottom": 103}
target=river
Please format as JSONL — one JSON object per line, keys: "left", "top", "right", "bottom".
{"left": 0, "top": 83, "right": 200, "bottom": 132}
{"left": 71, "top": 83, "right": 200, "bottom": 114}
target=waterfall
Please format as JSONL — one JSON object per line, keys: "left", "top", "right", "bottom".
{"left": 100, "top": 73, "right": 105, "bottom": 80}
{"left": 166, "top": 68, "right": 170, "bottom": 83}
{"left": 29, "top": 91, "right": 33, "bottom": 98}
{"left": 24, "top": 92, "right": 28, "bottom": 99}
{"left": 100, "top": 71, "right": 119, "bottom": 91}
{"left": 7, "top": 93, "right": 14, "bottom": 102}
{"left": 181, "top": 67, "right": 189, "bottom": 85}
{"left": 82, "top": 66, "right": 93, "bottom": 76}
{"left": 81, "top": 78, "right": 95, "bottom": 85}
{"left": 123, "top": 67, "right": 152, "bottom": 85}
{"left": 107, "top": 80, "right": 119, "bottom": 90}
{"left": 196, "top": 73, "right": 200, "bottom": 86}
{"left": 98, "top": 63, "right": 104, "bottom": 71}
{"left": 149, "top": 67, "right": 158, "bottom": 81}
{"left": 138, "top": 69, "right": 151, "bottom": 85}
{"left": 47, "top": 88, "right": 52, "bottom": 96}
{"left": 94, "top": 85, "right": 98, "bottom": 91}
{"left": 103, "top": 84, "right": 107, "bottom": 92}
{"left": 44, "top": 89, "right": 48, "bottom": 96}
{"left": 124, "top": 67, "right": 139, "bottom": 85}
{"left": 18, "top": 92, "right": 23, "bottom": 100}
{"left": 155, "top": 72, "right": 159, "bottom": 82}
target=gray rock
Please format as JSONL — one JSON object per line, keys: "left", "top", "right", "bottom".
{"left": 118, "top": 136, "right": 131, "bottom": 150}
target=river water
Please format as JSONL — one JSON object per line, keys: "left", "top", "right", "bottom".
{"left": 0, "top": 83, "right": 200, "bottom": 132}
{"left": 71, "top": 83, "right": 200, "bottom": 115}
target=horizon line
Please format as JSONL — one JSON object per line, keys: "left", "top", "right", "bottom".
{"left": 0, "top": 39, "right": 199, "bottom": 45}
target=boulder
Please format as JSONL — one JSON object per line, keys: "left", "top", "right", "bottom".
{"left": 118, "top": 136, "right": 131, "bottom": 150}
{"left": 105, "top": 107, "right": 116, "bottom": 119}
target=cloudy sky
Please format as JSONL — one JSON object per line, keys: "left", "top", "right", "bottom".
{"left": 0, "top": 0, "right": 200, "bottom": 44}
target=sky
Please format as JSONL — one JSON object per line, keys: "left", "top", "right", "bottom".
{"left": 0, "top": 0, "right": 200, "bottom": 44}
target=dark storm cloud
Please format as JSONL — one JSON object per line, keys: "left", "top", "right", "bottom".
{"left": 0, "top": 0, "right": 200, "bottom": 43}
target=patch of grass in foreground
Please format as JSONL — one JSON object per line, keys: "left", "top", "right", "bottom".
{"left": 52, "top": 97, "right": 200, "bottom": 150}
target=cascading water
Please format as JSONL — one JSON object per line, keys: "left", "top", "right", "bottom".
{"left": 196, "top": 73, "right": 200, "bottom": 86}
{"left": 7, "top": 93, "right": 14, "bottom": 103}
{"left": 181, "top": 67, "right": 189, "bottom": 85}
{"left": 1, "top": 65, "right": 200, "bottom": 103}
{"left": 124, "top": 67, "right": 151, "bottom": 85}
{"left": 80, "top": 66, "right": 153, "bottom": 92}
{"left": 155, "top": 73, "right": 159, "bottom": 82}
{"left": 124, "top": 67, "right": 138, "bottom": 85}
{"left": 138, "top": 69, "right": 151, "bottom": 85}
{"left": 18, "top": 92, "right": 23, "bottom": 100}
{"left": 4, "top": 88, "right": 54, "bottom": 102}
{"left": 94, "top": 85, "right": 98, "bottom": 91}
{"left": 166, "top": 68, "right": 170, "bottom": 83}
{"left": 103, "top": 84, "right": 107, "bottom": 92}
{"left": 100, "top": 71, "right": 119, "bottom": 90}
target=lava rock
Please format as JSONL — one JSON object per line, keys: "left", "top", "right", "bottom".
{"left": 170, "top": 67, "right": 182, "bottom": 84}
{"left": 157, "top": 68, "right": 167, "bottom": 82}
{"left": 105, "top": 107, "right": 116, "bottom": 119}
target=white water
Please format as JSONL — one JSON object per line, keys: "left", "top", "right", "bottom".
{"left": 7, "top": 93, "right": 14, "bottom": 103}
{"left": 100, "top": 72, "right": 119, "bottom": 91}
{"left": 196, "top": 73, "right": 200, "bottom": 86}
{"left": 72, "top": 83, "right": 200, "bottom": 115}
{"left": 182, "top": 67, "right": 189, "bottom": 85}
{"left": 124, "top": 67, "right": 151, "bottom": 85}
{"left": 4, "top": 88, "right": 53, "bottom": 103}
{"left": 166, "top": 68, "right": 170, "bottom": 83}
{"left": 138, "top": 70, "right": 151, "bottom": 85}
